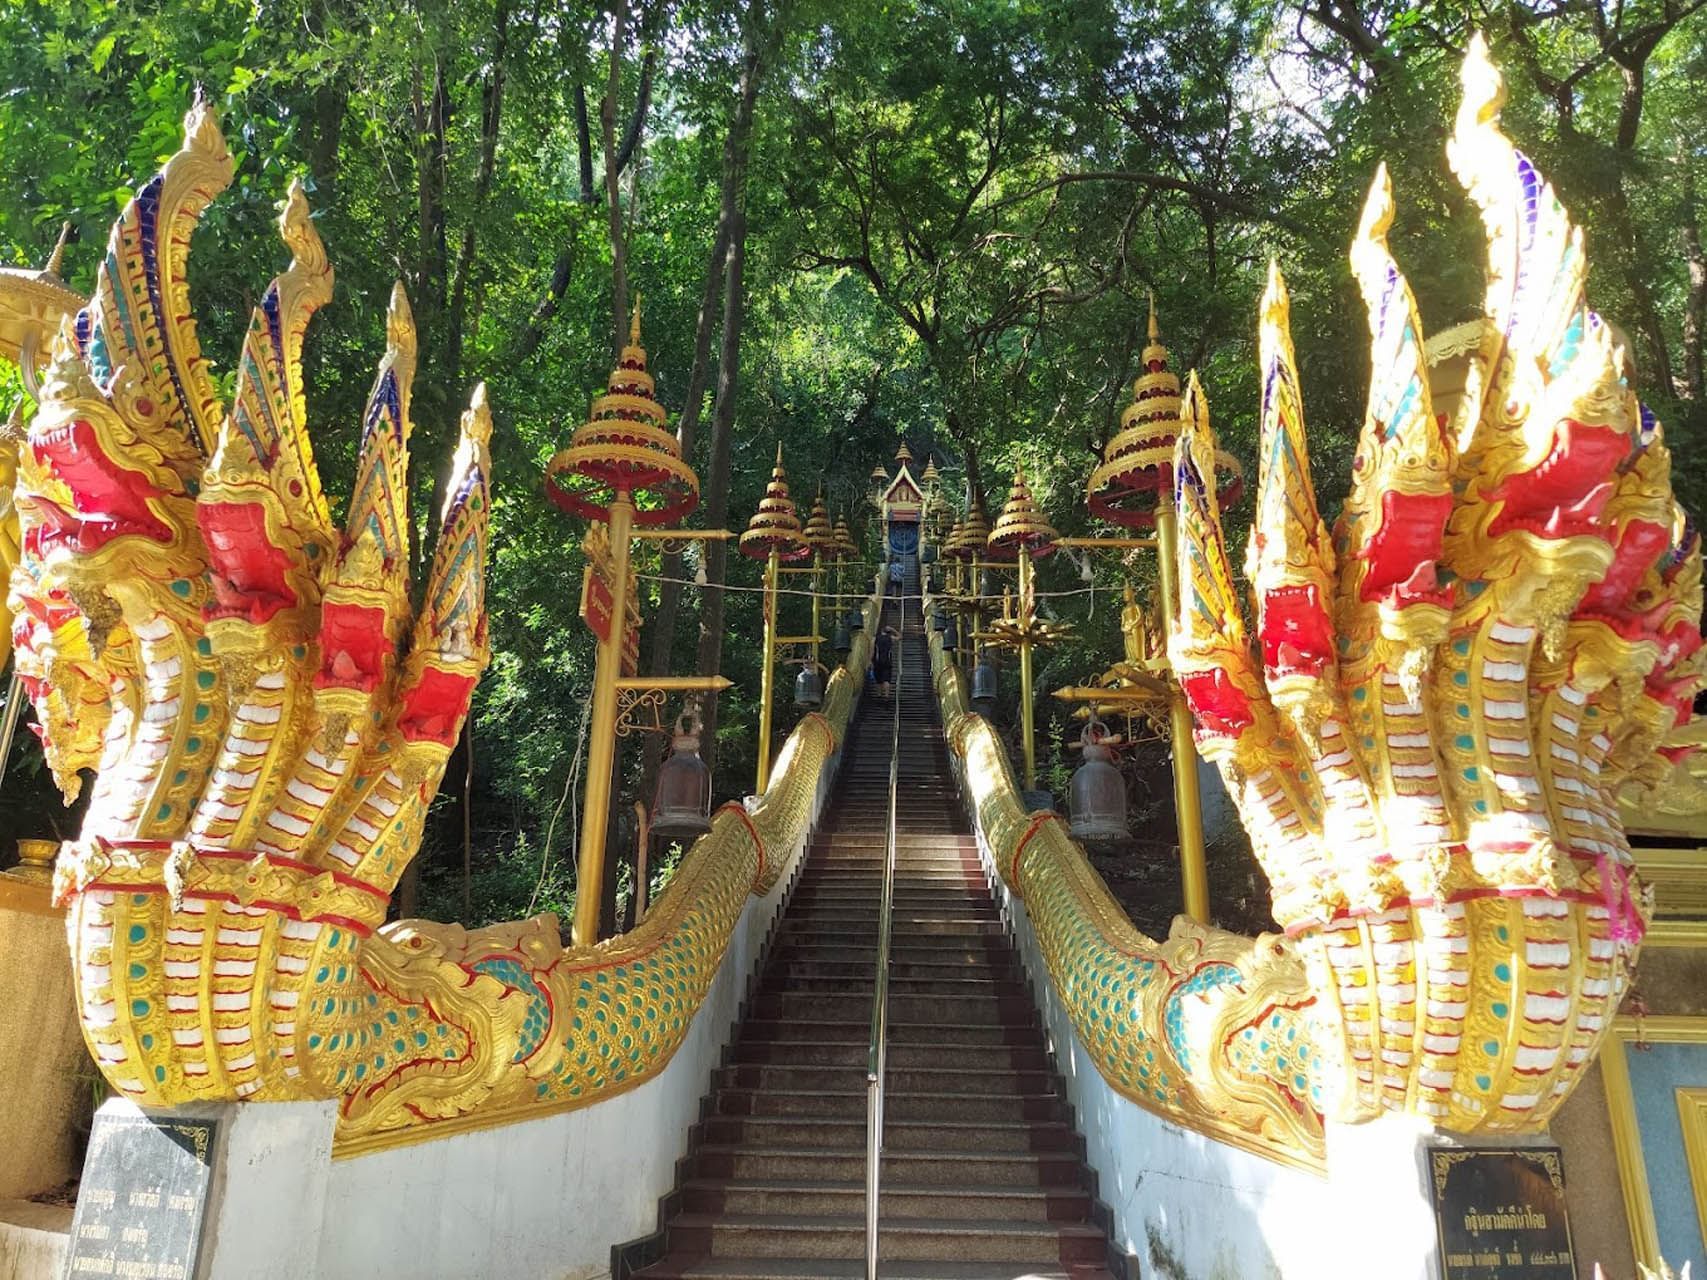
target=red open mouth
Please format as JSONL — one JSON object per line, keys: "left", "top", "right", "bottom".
{"left": 1178, "top": 668, "right": 1255, "bottom": 738}
{"left": 1259, "top": 584, "right": 1335, "bottom": 680}
{"left": 1575, "top": 518, "right": 1668, "bottom": 625}
{"left": 315, "top": 602, "right": 395, "bottom": 696}
{"left": 398, "top": 667, "right": 477, "bottom": 749}
{"left": 197, "top": 502, "right": 298, "bottom": 626}
{"left": 1487, "top": 419, "right": 1626, "bottom": 541}
{"left": 1357, "top": 490, "right": 1453, "bottom": 610}
{"left": 26, "top": 418, "right": 172, "bottom": 556}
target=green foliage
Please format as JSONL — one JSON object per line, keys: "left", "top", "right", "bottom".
{"left": 1, "top": 0, "right": 1702, "bottom": 921}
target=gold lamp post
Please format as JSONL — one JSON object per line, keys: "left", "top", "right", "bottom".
{"left": 1077, "top": 299, "right": 1245, "bottom": 923}
{"left": 545, "top": 301, "right": 732, "bottom": 946}
{"left": 982, "top": 470, "right": 1072, "bottom": 796}
{"left": 739, "top": 447, "right": 810, "bottom": 794}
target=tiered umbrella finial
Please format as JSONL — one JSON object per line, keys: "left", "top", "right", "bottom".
{"left": 545, "top": 299, "right": 699, "bottom": 525}
{"left": 740, "top": 446, "right": 809, "bottom": 561}
{"left": 1086, "top": 302, "right": 1242, "bottom": 528}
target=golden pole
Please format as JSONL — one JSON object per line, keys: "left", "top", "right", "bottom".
{"left": 1017, "top": 553, "right": 1038, "bottom": 792}
{"left": 756, "top": 545, "right": 780, "bottom": 794}
{"left": 1154, "top": 496, "right": 1210, "bottom": 924}
{"left": 572, "top": 491, "right": 635, "bottom": 947}
{"left": 810, "top": 550, "right": 823, "bottom": 678}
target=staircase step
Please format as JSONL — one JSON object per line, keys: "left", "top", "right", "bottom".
{"left": 697, "top": 1115, "right": 1082, "bottom": 1156}
{"left": 714, "top": 1065, "right": 1057, "bottom": 1097}
{"left": 677, "top": 1180, "right": 1091, "bottom": 1225}
{"left": 732, "top": 1038, "right": 1049, "bottom": 1071}
{"left": 635, "top": 1259, "right": 1115, "bottom": 1280}
{"left": 664, "top": 1212, "right": 1108, "bottom": 1265}
{"left": 686, "top": 1146, "right": 1087, "bottom": 1189}
{"left": 713, "top": 1088, "right": 1068, "bottom": 1124}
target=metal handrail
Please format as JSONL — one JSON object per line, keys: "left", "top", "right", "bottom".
{"left": 864, "top": 569, "right": 904, "bottom": 1280}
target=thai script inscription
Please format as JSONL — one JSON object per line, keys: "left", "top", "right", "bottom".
{"left": 1430, "top": 1147, "right": 1576, "bottom": 1280}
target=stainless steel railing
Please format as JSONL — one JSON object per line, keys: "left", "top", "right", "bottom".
{"left": 864, "top": 575, "right": 903, "bottom": 1280}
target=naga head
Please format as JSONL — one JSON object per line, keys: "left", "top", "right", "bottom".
{"left": 1169, "top": 37, "right": 1703, "bottom": 1133}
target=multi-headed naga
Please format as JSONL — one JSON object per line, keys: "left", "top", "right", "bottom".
{"left": 0, "top": 103, "right": 866, "bottom": 1150}
{"left": 1170, "top": 38, "right": 1703, "bottom": 1131}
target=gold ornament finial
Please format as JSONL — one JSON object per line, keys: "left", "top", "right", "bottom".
{"left": 630, "top": 292, "right": 642, "bottom": 346}
{"left": 1147, "top": 290, "right": 1158, "bottom": 343}
{"left": 46, "top": 222, "right": 72, "bottom": 279}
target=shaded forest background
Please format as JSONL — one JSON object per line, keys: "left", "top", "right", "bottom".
{"left": 1, "top": 0, "right": 1703, "bottom": 932}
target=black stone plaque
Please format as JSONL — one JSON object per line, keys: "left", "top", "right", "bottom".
{"left": 1429, "top": 1146, "right": 1577, "bottom": 1280}
{"left": 63, "top": 1113, "right": 219, "bottom": 1280}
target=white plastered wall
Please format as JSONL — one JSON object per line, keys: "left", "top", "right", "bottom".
{"left": 313, "top": 747, "right": 839, "bottom": 1280}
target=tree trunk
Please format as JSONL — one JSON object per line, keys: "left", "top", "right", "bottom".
{"left": 636, "top": 210, "right": 734, "bottom": 797}
{"left": 575, "top": 84, "right": 597, "bottom": 204}
{"left": 1682, "top": 162, "right": 1705, "bottom": 403}
{"left": 693, "top": 211, "right": 749, "bottom": 783}
{"left": 447, "top": 0, "right": 510, "bottom": 384}
{"left": 603, "top": 0, "right": 632, "bottom": 360}
{"left": 690, "top": 10, "right": 764, "bottom": 784}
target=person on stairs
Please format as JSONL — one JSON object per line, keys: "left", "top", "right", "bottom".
{"left": 871, "top": 625, "right": 896, "bottom": 699}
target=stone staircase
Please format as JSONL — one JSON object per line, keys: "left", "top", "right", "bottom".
{"left": 618, "top": 569, "right": 1133, "bottom": 1279}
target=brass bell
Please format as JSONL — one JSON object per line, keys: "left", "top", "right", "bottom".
{"left": 847, "top": 608, "right": 864, "bottom": 633}
{"left": 971, "top": 660, "right": 999, "bottom": 716}
{"left": 651, "top": 706, "right": 713, "bottom": 841}
{"left": 932, "top": 611, "right": 950, "bottom": 632}
{"left": 833, "top": 619, "right": 853, "bottom": 655}
{"left": 921, "top": 543, "right": 938, "bottom": 564}
{"left": 978, "top": 569, "right": 999, "bottom": 599}
{"left": 1069, "top": 718, "right": 1128, "bottom": 842}
{"left": 942, "top": 618, "right": 960, "bottom": 651}
{"left": 794, "top": 665, "right": 824, "bottom": 710}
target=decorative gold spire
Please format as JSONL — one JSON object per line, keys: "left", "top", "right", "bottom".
{"left": 895, "top": 441, "right": 914, "bottom": 465}
{"left": 1087, "top": 302, "right": 1243, "bottom": 528}
{"left": 545, "top": 297, "right": 698, "bottom": 526}
{"left": 987, "top": 468, "right": 1057, "bottom": 559}
{"left": 922, "top": 456, "right": 941, "bottom": 487}
{"left": 804, "top": 485, "right": 836, "bottom": 551}
{"left": 739, "top": 445, "right": 809, "bottom": 561}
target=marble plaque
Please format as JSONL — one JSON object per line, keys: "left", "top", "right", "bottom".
{"left": 63, "top": 1113, "right": 219, "bottom": 1280}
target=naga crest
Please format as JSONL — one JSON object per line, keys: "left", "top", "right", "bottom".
{"left": 1169, "top": 37, "right": 1703, "bottom": 1130}
{"left": 2, "top": 101, "right": 492, "bottom": 1106}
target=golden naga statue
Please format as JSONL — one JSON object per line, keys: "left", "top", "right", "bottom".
{"left": 0, "top": 102, "right": 879, "bottom": 1151}
{"left": 1169, "top": 37, "right": 1703, "bottom": 1132}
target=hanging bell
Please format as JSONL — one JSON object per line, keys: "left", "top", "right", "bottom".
{"left": 847, "top": 608, "right": 865, "bottom": 633}
{"left": 833, "top": 618, "right": 853, "bottom": 655}
{"left": 932, "top": 611, "right": 949, "bottom": 633}
{"left": 651, "top": 706, "right": 713, "bottom": 841}
{"left": 1069, "top": 719, "right": 1128, "bottom": 842}
{"left": 978, "top": 569, "right": 999, "bottom": 599}
{"left": 970, "top": 660, "right": 999, "bottom": 716}
{"left": 926, "top": 567, "right": 943, "bottom": 593}
{"left": 921, "top": 543, "right": 938, "bottom": 565}
{"left": 943, "top": 617, "right": 960, "bottom": 651}
{"left": 794, "top": 664, "right": 824, "bottom": 710}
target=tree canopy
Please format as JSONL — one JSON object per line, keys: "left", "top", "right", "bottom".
{"left": 2, "top": 0, "right": 1703, "bottom": 929}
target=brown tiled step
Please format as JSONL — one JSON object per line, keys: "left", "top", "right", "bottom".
{"left": 695, "top": 1115, "right": 1083, "bottom": 1156}
{"left": 774, "top": 918, "right": 1006, "bottom": 941}
{"left": 749, "top": 975, "right": 1025, "bottom": 1000}
{"left": 634, "top": 1259, "right": 1115, "bottom": 1280}
{"left": 763, "top": 958, "right": 1019, "bottom": 984}
{"left": 732, "top": 1041, "right": 1049, "bottom": 1072}
{"left": 751, "top": 992, "right": 1037, "bottom": 1025}
{"left": 663, "top": 1213, "right": 1109, "bottom": 1265}
{"left": 677, "top": 1179, "right": 1090, "bottom": 1224}
{"left": 712, "top": 1088, "right": 1069, "bottom": 1124}
{"left": 766, "top": 941, "right": 1012, "bottom": 966}
{"left": 766, "top": 927, "right": 1007, "bottom": 952}
{"left": 685, "top": 1145, "right": 1087, "bottom": 1189}
{"left": 808, "top": 834, "right": 975, "bottom": 849}
{"left": 714, "top": 1064, "right": 1057, "bottom": 1097}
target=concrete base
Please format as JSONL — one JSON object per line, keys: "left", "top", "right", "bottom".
{"left": 80, "top": 1096, "right": 338, "bottom": 1280}
{"left": 0, "top": 1200, "right": 71, "bottom": 1280}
